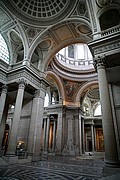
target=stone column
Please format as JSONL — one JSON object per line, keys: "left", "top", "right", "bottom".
{"left": 7, "top": 79, "right": 26, "bottom": 160}
{"left": 85, "top": 131, "right": 88, "bottom": 151}
{"left": 44, "top": 115, "right": 50, "bottom": 152}
{"left": 0, "top": 85, "right": 8, "bottom": 156}
{"left": 91, "top": 120, "right": 95, "bottom": 152}
{"left": 27, "top": 86, "right": 46, "bottom": 161}
{"left": 94, "top": 126, "right": 97, "bottom": 151}
{"left": 0, "top": 85, "right": 8, "bottom": 125}
{"left": 82, "top": 118, "right": 85, "bottom": 154}
{"left": 43, "top": 119, "right": 47, "bottom": 151}
{"left": 52, "top": 120, "right": 57, "bottom": 151}
{"left": 78, "top": 114, "right": 82, "bottom": 155}
{"left": 56, "top": 111, "right": 63, "bottom": 155}
{"left": 94, "top": 56, "right": 119, "bottom": 167}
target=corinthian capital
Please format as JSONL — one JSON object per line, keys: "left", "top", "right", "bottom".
{"left": 34, "top": 89, "right": 41, "bottom": 98}
{"left": 93, "top": 55, "right": 106, "bottom": 70}
{"left": 18, "top": 78, "right": 26, "bottom": 89}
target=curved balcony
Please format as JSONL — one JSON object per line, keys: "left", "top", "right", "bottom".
{"left": 56, "top": 53, "right": 94, "bottom": 70}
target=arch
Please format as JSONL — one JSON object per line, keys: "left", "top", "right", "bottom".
{"left": 46, "top": 71, "right": 65, "bottom": 101}
{"left": 75, "top": 80, "right": 99, "bottom": 106}
{"left": 0, "top": 6, "right": 29, "bottom": 63}
{"left": 27, "top": 18, "right": 92, "bottom": 71}
{"left": 16, "top": 22, "right": 29, "bottom": 60}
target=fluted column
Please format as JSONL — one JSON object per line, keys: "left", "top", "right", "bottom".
{"left": 0, "top": 85, "right": 8, "bottom": 156}
{"left": 43, "top": 119, "right": 47, "bottom": 151}
{"left": 91, "top": 120, "right": 95, "bottom": 152}
{"left": 79, "top": 114, "right": 82, "bottom": 155}
{"left": 7, "top": 79, "right": 26, "bottom": 156}
{"left": 45, "top": 115, "right": 50, "bottom": 152}
{"left": 52, "top": 120, "right": 57, "bottom": 151}
{"left": 0, "top": 85, "right": 8, "bottom": 125}
{"left": 27, "top": 87, "right": 46, "bottom": 161}
{"left": 94, "top": 126, "right": 97, "bottom": 151}
{"left": 94, "top": 56, "right": 119, "bottom": 167}
{"left": 56, "top": 111, "right": 63, "bottom": 155}
{"left": 82, "top": 118, "right": 85, "bottom": 154}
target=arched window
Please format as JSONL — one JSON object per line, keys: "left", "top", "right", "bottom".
{"left": 0, "top": 34, "right": 9, "bottom": 63}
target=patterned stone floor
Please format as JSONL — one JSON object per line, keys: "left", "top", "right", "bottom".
{"left": 0, "top": 155, "right": 104, "bottom": 180}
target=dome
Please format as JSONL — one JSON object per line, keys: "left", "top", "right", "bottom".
{"left": 3, "top": 0, "right": 77, "bottom": 26}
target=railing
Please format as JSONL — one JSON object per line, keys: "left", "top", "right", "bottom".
{"left": 56, "top": 53, "right": 93, "bottom": 67}
{"left": 93, "top": 25, "right": 120, "bottom": 38}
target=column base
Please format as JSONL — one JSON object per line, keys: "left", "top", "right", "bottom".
{"left": 3, "top": 155, "right": 18, "bottom": 164}
{"left": 104, "top": 159, "right": 120, "bottom": 168}
{"left": 103, "top": 166, "right": 120, "bottom": 177}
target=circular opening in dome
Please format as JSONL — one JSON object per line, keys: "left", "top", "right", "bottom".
{"left": 56, "top": 43, "right": 93, "bottom": 70}
{"left": 0, "top": 34, "right": 9, "bottom": 64}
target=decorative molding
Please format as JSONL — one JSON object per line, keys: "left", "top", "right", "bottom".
{"left": 96, "top": 0, "right": 113, "bottom": 8}
{"left": 94, "top": 41, "right": 120, "bottom": 55}
{"left": 0, "top": 69, "right": 40, "bottom": 89}
{"left": 8, "top": 71, "right": 41, "bottom": 88}
{"left": 87, "top": 0, "right": 97, "bottom": 32}
{"left": 0, "top": 72, "right": 7, "bottom": 82}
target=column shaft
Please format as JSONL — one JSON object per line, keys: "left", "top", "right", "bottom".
{"left": 96, "top": 58, "right": 119, "bottom": 166}
{"left": 82, "top": 118, "right": 85, "bottom": 154}
{"left": 45, "top": 116, "right": 50, "bottom": 151}
{"left": 0, "top": 85, "right": 8, "bottom": 125}
{"left": 43, "top": 119, "right": 47, "bottom": 151}
{"left": 56, "top": 112, "right": 63, "bottom": 154}
{"left": 7, "top": 80, "right": 25, "bottom": 155}
{"left": 52, "top": 120, "right": 56, "bottom": 151}
{"left": 79, "top": 115, "right": 82, "bottom": 155}
{"left": 91, "top": 123, "right": 95, "bottom": 152}
{"left": 27, "top": 88, "right": 46, "bottom": 161}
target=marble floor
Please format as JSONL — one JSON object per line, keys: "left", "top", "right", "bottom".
{"left": 0, "top": 153, "right": 120, "bottom": 180}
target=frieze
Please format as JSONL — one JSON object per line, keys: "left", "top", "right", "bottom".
{"left": 7, "top": 71, "right": 41, "bottom": 88}
{"left": 94, "top": 42, "right": 120, "bottom": 55}
{"left": 0, "top": 72, "right": 7, "bottom": 82}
